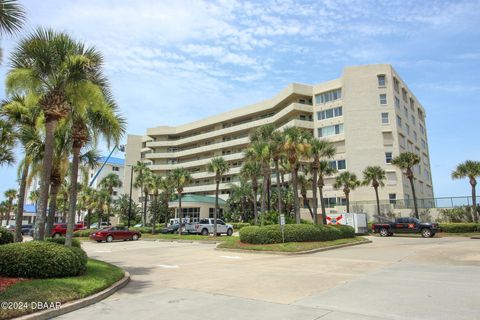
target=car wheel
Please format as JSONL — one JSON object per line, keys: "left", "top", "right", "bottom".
{"left": 53, "top": 233, "right": 62, "bottom": 239}
{"left": 132, "top": 234, "right": 139, "bottom": 241}
{"left": 379, "top": 228, "right": 389, "bottom": 237}
{"left": 227, "top": 228, "right": 233, "bottom": 236}
{"left": 201, "top": 228, "right": 209, "bottom": 236}
{"left": 106, "top": 235, "right": 113, "bottom": 243}
{"left": 421, "top": 228, "right": 432, "bottom": 238}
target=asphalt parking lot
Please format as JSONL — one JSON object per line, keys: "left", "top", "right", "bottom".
{"left": 58, "top": 236, "right": 480, "bottom": 320}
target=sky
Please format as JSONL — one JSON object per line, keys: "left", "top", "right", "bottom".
{"left": 0, "top": 0, "right": 479, "bottom": 199}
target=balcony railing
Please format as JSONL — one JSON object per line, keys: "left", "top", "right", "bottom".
{"left": 350, "top": 196, "right": 475, "bottom": 210}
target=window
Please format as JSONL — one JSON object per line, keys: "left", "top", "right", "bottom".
{"left": 394, "top": 96, "right": 400, "bottom": 108}
{"left": 403, "top": 106, "right": 408, "bottom": 117}
{"left": 405, "top": 124, "right": 410, "bottom": 135}
{"left": 385, "top": 152, "right": 393, "bottom": 164}
{"left": 409, "top": 97, "right": 415, "bottom": 110}
{"left": 317, "top": 106, "right": 342, "bottom": 120}
{"left": 399, "top": 135, "right": 406, "bottom": 148}
{"left": 396, "top": 115, "right": 402, "bottom": 127}
{"left": 315, "top": 88, "right": 342, "bottom": 104}
{"left": 112, "top": 166, "right": 119, "bottom": 172}
{"left": 402, "top": 88, "right": 408, "bottom": 101}
{"left": 421, "top": 139, "right": 426, "bottom": 149}
{"left": 323, "top": 197, "right": 337, "bottom": 208}
{"left": 413, "top": 131, "right": 417, "bottom": 142}
{"left": 208, "top": 208, "right": 224, "bottom": 219}
{"left": 318, "top": 124, "right": 344, "bottom": 137}
{"left": 377, "top": 74, "right": 386, "bottom": 87}
{"left": 420, "top": 124, "right": 425, "bottom": 135}
{"left": 393, "top": 78, "right": 400, "bottom": 93}
{"left": 379, "top": 94, "right": 387, "bottom": 105}
{"left": 113, "top": 191, "right": 118, "bottom": 196}
{"left": 337, "top": 160, "right": 346, "bottom": 170}
{"left": 381, "top": 112, "right": 389, "bottom": 124}
{"left": 411, "top": 115, "right": 416, "bottom": 126}
{"left": 389, "top": 193, "right": 397, "bottom": 204}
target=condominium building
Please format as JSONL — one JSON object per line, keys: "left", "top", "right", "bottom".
{"left": 125, "top": 64, "right": 434, "bottom": 218}
{"left": 89, "top": 156, "right": 125, "bottom": 200}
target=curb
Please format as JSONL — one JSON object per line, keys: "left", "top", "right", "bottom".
{"left": 16, "top": 271, "right": 130, "bottom": 320}
{"left": 471, "top": 236, "right": 480, "bottom": 240}
{"left": 142, "top": 238, "right": 220, "bottom": 244}
{"left": 215, "top": 239, "right": 372, "bottom": 255}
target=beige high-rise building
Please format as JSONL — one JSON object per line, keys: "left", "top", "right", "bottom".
{"left": 125, "top": 64, "right": 434, "bottom": 218}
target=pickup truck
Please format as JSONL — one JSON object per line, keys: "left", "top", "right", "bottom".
{"left": 185, "top": 218, "right": 234, "bottom": 236}
{"left": 372, "top": 217, "right": 439, "bottom": 238}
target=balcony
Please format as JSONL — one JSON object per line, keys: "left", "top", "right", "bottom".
{"left": 149, "top": 152, "right": 244, "bottom": 171}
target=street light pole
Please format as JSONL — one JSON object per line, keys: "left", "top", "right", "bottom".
{"left": 128, "top": 165, "right": 134, "bottom": 228}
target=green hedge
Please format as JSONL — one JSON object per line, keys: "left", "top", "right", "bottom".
{"left": 73, "top": 229, "right": 95, "bottom": 237}
{"left": 230, "top": 222, "right": 250, "bottom": 230}
{"left": 46, "top": 237, "right": 81, "bottom": 248}
{"left": 239, "top": 224, "right": 354, "bottom": 244}
{"left": 0, "top": 241, "right": 87, "bottom": 278}
{"left": 130, "top": 227, "right": 151, "bottom": 233}
{"left": 0, "top": 227, "right": 14, "bottom": 245}
{"left": 439, "top": 223, "right": 478, "bottom": 233}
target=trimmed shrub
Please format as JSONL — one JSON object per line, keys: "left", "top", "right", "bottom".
{"left": 439, "top": 223, "right": 478, "bottom": 233}
{"left": 130, "top": 227, "right": 151, "bottom": 233}
{"left": 46, "top": 237, "right": 81, "bottom": 248}
{"left": 230, "top": 222, "right": 250, "bottom": 230}
{"left": 240, "top": 224, "right": 354, "bottom": 244}
{"left": 0, "top": 227, "right": 14, "bottom": 245}
{"left": 73, "top": 229, "right": 95, "bottom": 237}
{"left": 0, "top": 241, "right": 88, "bottom": 278}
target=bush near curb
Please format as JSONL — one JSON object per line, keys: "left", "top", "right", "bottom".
{"left": 46, "top": 237, "right": 81, "bottom": 247}
{"left": 439, "top": 223, "right": 478, "bottom": 233}
{"left": 0, "top": 241, "right": 87, "bottom": 278}
{"left": 74, "top": 229, "right": 95, "bottom": 237}
{"left": 0, "top": 227, "right": 14, "bottom": 245}
{"left": 239, "top": 224, "right": 354, "bottom": 244}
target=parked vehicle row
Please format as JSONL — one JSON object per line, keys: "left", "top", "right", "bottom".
{"left": 372, "top": 217, "right": 439, "bottom": 238}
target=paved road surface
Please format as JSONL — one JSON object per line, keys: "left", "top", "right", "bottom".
{"left": 58, "top": 236, "right": 480, "bottom": 320}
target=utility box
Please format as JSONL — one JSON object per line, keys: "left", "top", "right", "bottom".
{"left": 326, "top": 213, "right": 368, "bottom": 234}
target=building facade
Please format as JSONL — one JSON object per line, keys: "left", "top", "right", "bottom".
{"left": 89, "top": 156, "right": 125, "bottom": 200}
{"left": 126, "top": 64, "right": 434, "bottom": 218}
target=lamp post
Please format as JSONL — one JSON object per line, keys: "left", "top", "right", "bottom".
{"left": 127, "top": 165, "right": 134, "bottom": 228}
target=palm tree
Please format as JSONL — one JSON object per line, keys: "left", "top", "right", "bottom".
{"left": 362, "top": 166, "right": 386, "bottom": 217}
{"left": 99, "top": 173, "right": 123, "bottom": 220}
{"left": 171, "top": 168, "right": 192, "bottom": 235}
{"left": 0, "top": 118, "right": 15, "bottom": 166}
{"left": 7, "top": 28, "right": 112, "bottom": 240}
{"left": 2, "top": 94, "right": 42, "bottom": 241}
{"left": 133, "top": 161, "right": 152, "bottom": 226}
{"left": 28, "top": 190, "right": 39, "bottom": 208}
{"left": 309, "top": 139, "right": 335, "bottom": 224}
{"left": 334, "top": 171, "right": 360, "bottom": 213}
{"left": 392, "top": 152, "right": 421, "bottom": 219}
{"left": 159, "top": 175, "right": 175, "bottom": 226}
{"left": 245, "top": 141, "right": 272, "bottom": 217}
{"left": 228, "top": 179, "right": 252, "bottom": 222}
{"left": 0, "top": 0, "right": 25, "bottom": 34}
{"left": 0, "top": 201, "right": 8, "bottom": 223}
{"left": 270, "top": 131, "right": 285, "bottom": 215}
{"left": 240, "top": 160, "right": 261, "bottom": 224}
{"left": 207, "top": 157, "right": 229, "bottom": 235}
{"left": 147, "top": 173, "right": 163, "bottom": 234}
{"left": 282, "top": 127, "right": 312, "bottom": 223}
{"left": 297, "top": 173, "right": 313, "bottom": 220}
{"left": 452, "top": 160, "right": 480, "bottom": 223}
{"left": 317, "top": 161, "right": 337, "bottom": 224}
{"left": 4, "top": 189, "right": 17, "bottom": 226}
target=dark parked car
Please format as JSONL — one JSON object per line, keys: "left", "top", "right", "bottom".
{"left": 372, "top": 217, "right": 439, "bottom": 238}
{"left": 4, "top": 224, "right": 33, "bottom": 235}
{"left": 160, "top": 223, "right": 186, "bottom": 234}
{"left": 90, "top": 226, "right": 141, "bottom": 243}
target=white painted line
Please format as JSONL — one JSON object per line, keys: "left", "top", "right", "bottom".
{"left": 220, "top": 255, "right": 241, "bottom": 259}
{"left": 157, "top": 264, "right": 180, "bottom": 269}
{"left": 95, "top": 250, "right": 112, "bottom": 253}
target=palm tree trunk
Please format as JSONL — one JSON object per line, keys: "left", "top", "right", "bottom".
{"left": 35, "top": 119, "right": 57, "bottom": 240}
{"left": 319, "top": 185, "right": 327, "bottom": 225}
{"left": 408, "top": 177, "right": 419, "bottom": 219}
{"left": 46, "top": 182, "right": 60, "bottom": 236}
{"left": 177, "top": 192, "right": 182, "bottom": 235}
{"left": 374, "top": 186, "right": 381, "bottom": 217}
{"left": 253, "top": 185, "right": 258, "bottom": 225}
{"left": 66, "top": 145, "right": 81, "bottom": 247}
{"left": 312, "top": 168, "right": 318, "bottom": 225}
{"left": 345, "top": 191, "right": 350, "bottom": 213}
{"left": 261, "top": 168, "right": 268, "bottom": 216}
{"left": 291, "top": 168, "right": 300, "bottom": 224}
{"left": 15, "top": 161, "right": 29, "bottom": 242}
{"left": 471, "top": 180, "right": 478, "bottom": 223}
{"left": 303, "top": 194, "right": 313, "bottom": 220}
{"left": 214, "top": 180, "right": 219, "bottom": 235}
{"left": 6, "top": 202, "right": 12, "bottom": 226}
{"left": 275, "top": 160, "right": 282, "bottom": 216}
{"left": 143, "top": 189, "right": 148, "bottom": 226}
{"left": 267, "top": 176, "right": 271, "bottom": 212}
{"left": 152, "top": 195, "right": 158, "bottom": 234}
{"left": 87, "top": 209, "right": 92, "bottom": 229}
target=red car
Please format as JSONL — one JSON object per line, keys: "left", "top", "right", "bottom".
{"left": 90, "top": 226, "right": 141, "bottom": 243}
{"left": 51, "top": 223, "right": 85, "bottom": 238}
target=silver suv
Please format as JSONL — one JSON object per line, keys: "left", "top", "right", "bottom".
{"left": 186, "top": 218, "right": 233, "bottom": 236}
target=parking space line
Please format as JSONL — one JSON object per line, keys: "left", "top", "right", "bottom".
{"left": 220, "top": 255, "right": 241, "bottom": 259}
{"left": 157, "top": 264, "right": 180, "bottom": 269}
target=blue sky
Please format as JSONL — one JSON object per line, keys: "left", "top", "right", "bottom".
{"left": 0, "top": 0, "right": 479, "bottom": 198}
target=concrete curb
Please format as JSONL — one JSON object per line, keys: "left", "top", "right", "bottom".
{"left": 215, "top": 239, "right": 372, "bottom": 255}
{"left": 142, "top": 238, "right": 220, "bottom": 244}
{"left": 16, "top": 271, "right": 130, "bottom": 320}
{"left": 471, "top": 236, "right": 480, "bottom": 239}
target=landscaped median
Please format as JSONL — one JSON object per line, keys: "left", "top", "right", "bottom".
{"left": 217, "top": 224, "right": 370, "bottom": 254}
{"left": 0, "top": 240, "right": 127, "bottom": 320}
